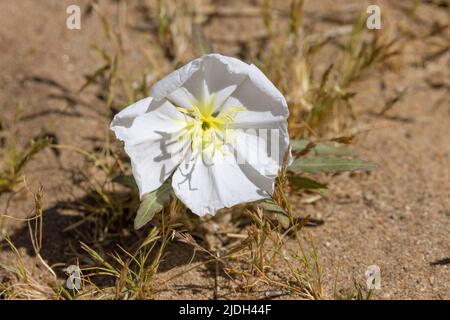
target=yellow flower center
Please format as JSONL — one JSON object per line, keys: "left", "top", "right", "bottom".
{"left": 176, "top": 97, "right": 244, "bottom": 155}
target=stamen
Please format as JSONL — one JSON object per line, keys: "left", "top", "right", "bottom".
{"left": 202, "top": 121, "right": 211, "bottom": 131}
{"left": 179, "top": 97, "right": 245, "bottom": 155}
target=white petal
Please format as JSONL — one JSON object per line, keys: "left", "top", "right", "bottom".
{"left": 195, "top": 54, "right": 250, "bottom": 109}
{"left": 111, "top": 98, "right": 189, "bottom": 198}
{"left": 166, "top": 87, "right": 197, "bottom": 110}
{"left": 221, "top": 64, "right": 289, "bottom": 123}
{"left": 219, "top": 63, "right": 291, "bottom": 165}
{"left": 172, "top": 149, "right": 270, "bottom": 216}
{"left": 110, "top": 97, "right": 152, "bottom": 133}
{"left": 151, "top": 58, "right": 202, "bottom": 101}
{"left": 227, "top": 129, "right": 280, "bottom": 193}
{"left": 151, "top": 54, "right": 251, "bottom": 112}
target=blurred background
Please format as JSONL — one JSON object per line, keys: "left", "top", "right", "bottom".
{"left": 0, "top": 0, "right": 448, "bottom": 299}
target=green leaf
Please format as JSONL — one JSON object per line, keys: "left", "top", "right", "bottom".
{"left": 290, "top": 139, "right": 354, "bottom": 156}
{"left": 139, "top": 226, "right": 161, "bottom": 249}
{"left": 15, "top": 138, "right": 51, "bottom": 174}
{"left": 289, "top": 156, "right": 378, "bottom": 174}
{"left": 134, "top": 181, "right": 172, "bottom": 230}
{"left": 258, "top": 199, "right": 290, "bottom": 229}
{"left": 290, "top": 139, "right": 309, "bottom": 152}
{"left": 113, "top": 175, "right": 138, "bottom": 191}
{"left": 258, "top": 199, "right": 287, "bottom": 214}
{"left": 78, "top": 64, "right": 110, "bottom": 93}
{"left": 288, "top": 176, "right": 331, "bottom": 198}
{"left": 288, "top": 176, "right": 327, "bottom": 189}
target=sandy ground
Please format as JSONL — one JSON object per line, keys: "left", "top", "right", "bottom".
{"left": 0, "top": 0, "right": 448, "bottom": 299}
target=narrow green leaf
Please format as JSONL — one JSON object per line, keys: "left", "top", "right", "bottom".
{"left": 139, "top": 226, "right": 161, "bottom": 249}
{"left": 258, "top": 199, "right": 287, "bottom": 214}
{"left": 288, "top": 176, "right": 327, "bottom": 189}
{"left": 290, "top": 139, "right": 354, "bottom": 156}
{"left": 15, "top": 138, "right": 50, "bottom": 174}
{"left": 290, "top": 139, "right": 309, "bottom": 151}
{"left": 288, "top": 176, "right": 331, "bottom": 198}
{"left": 258, "top": 199, "right": 290, "bottom": 229}
{"left": 134, "top": 181, "right": 171, "bottom": 230}
{"left": 289, "top": 156, "right": 378, "bottom": 174}
{"left": 77, "top": 64, "right": 110, "bottom": 93}
{"left": 113, "top": 175, "right": 138, "bottom": 191}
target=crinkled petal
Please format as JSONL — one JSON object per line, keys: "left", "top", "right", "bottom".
{"left": 219, "top": 63, "right": 291, "bottom": 165}
{"left": 111, "top": 98, "right": 189, "bottom": 198}
{"left": 110, "top": 97, "right": 152, "bottom": 131}
{"left": 151, "top": 58, "right": 202, "bottom": 101}
{"left": 226, "top": 129, "right": 281, "bottom": 194}
{"left": 221, "top": 64, "right": 289, "bottom": 122}
{"left": 151, "top": 54, "right": 251, "bottom": 112}
{"left": 172, "top": 149, "right": 269, "bottom": 216}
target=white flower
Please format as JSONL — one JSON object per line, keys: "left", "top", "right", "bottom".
{"left": 111, "top": 54, "right": 290, "bottom": 216}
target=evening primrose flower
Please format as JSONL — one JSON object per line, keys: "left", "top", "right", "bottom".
{"left": 111, "top": 54, "right": 290, "bottom": 216}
